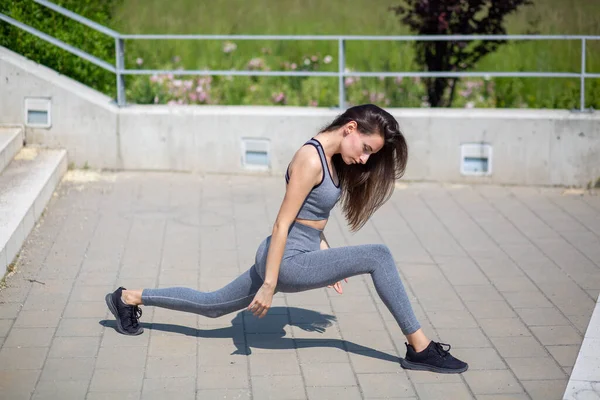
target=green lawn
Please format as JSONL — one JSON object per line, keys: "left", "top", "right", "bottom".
{"left": 108, "top": 0, "right": 600, "bottom": 108}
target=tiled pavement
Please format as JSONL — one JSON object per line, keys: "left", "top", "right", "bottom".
{"left": 0, "top": 171, "right": 598, "bottom": 400}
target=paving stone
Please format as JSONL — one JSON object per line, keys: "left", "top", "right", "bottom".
{"left": 249, "top": 352, "right": 301, "bottom": 376}
{"left": 521, "top": 379, "right": 568, "bottom": 400}
{"left": 492, "top": 277, "right": 539, "bottom": 293}
{"left": 515, "top": 307, "right": 571, "bottom": 327}
{"left": 529, "top": 325, "right": 582, "bottom": 346}
{"left": 244, "top": 314, "right": 290, "bottom": 334}
{"left": 290, "top": 324, "right": 342, "bottom": 340}
{"left": 87, "top": 391, "right": 141, "bottom": 399}
{"left": 435, "top": 328, "right": 492, "bottom": 348}
{"left": 329, "top": 295, "right": 378, "bottom": 313}
{"left": 55, "top": 318, "right": 104, "bottom": 337}
{"left": 463, "top": 370, "right": 524, "bottom": 395}
{"left": 197, "top": 364, "right": 249, "bottom": 389}
{"left": 48, "top": 336, "right": 100, "bottom": 358}
{"left": 301, "top": 363, "right": 357, "bottom": 387}
{"left": 419, "top": 295, "right": 467, "bottom": 312}
{"left": 75, "top": 271, "right": 118, "bottom": 286}
{"left": 503, "top": 291, "right": 554, "bottom": 309}
{"left": 244, "top": 333, "right": 294, "bottom": 353}
{"left": 427, "top": 310, "right": 479, "bottom": 329}
{"left": 406, "top": 370, "right": 463, "bottom": 383}
{"left": 252, "top": 375, "right": 305, "bottom": 399}
{"left": 0, "top": 347, "right": 48, "bottom": 370}
{"left": 148, "top": 334, "right": 196, "bottom": 357}
{"left": 70, "top": 285, "right": 114, "bottom": 302}
{"left": 0, "top": 303, "right": 22, "bottom": 319}
{"left": 489, "top": 336, "right": 548, "bottom": 358}
{"left": 454, "top": 285, "right": 505, "bottom": 302}
{"left": 195, "top": 388, "right": 251, "bottom": 399}
{"left": 305, "top": 386, "right": 363, "bottom": 400}
{"left": 478, "top": 318, "right": 531, "bottom": 338}
{"left": 63, "top": 301, "right": 109, "bottom": 318}
{"left": 21, "top": 293, "right": 69, "bottom": 311}
{"left": 341, "top": 330, "right": 396, "bottom": 352}
{"left": 296, "top": 340, "right": 349, "bottom": 364}
{"left": 504, "top": 356, "right": 567, "bottom": 380}
{"left": 0, "top": 285, "right": 31, "bottom": 304}
{"left": 12, "top": 309, "right": 62, "bottom": 328}
{"left": 348, "top": 350, "right": 403, "bottom": 373}
{"left": 89, "top": 367, "right": 144, "bottom": 392}
{"left": 546, "top": 344, "right": 580, "bottom": 367}
{"left": 95, "top": 346, "right": 147, "bottom": 369}
{"left": 146, "top": 355, "right": 196, "bottom": 378}
{"left": 101, "top": 328, "right": 150, "bottom": 347}
{"left": 465, "top": 301, "right": 518, "bottom": 319}
{"left": 567, "top": 313, "right": 595, "bottom": 334}
{"left": 32, "top": 380, "right": 89, "bottom": 400}
{"left": 356, "top": 372, "right": 415, "bottom": 398}
{"left": 0, "top": 319, "right": 13, "bottom": 337}
{"left": 3, "top": 327, "right": 54, "bottom": 347}
{"left": 475, "top": 395, "right": 529, "bottom": 400}
{"left": 39, "top": 357, "right": 96, "bottom": 381}
{"left": 285, "top": 289, "right": 331, "bottom": 306}
{"left": 0, "top": 370, "right": 41, "bottom": 400}
{"left": 141, "top": 377, "right": 195, "bottom": 400}
{"left": 197, "top": 343, "right": 249, "bottom": 367}
{"left": 450, "top": 348, "right": 507, "bottom": 370}
{"left": 414, "top": 382, "right": 475, "bottom": 399}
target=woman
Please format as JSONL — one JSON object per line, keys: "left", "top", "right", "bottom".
{"left": 105, "top": 104, "right": 468, "bottom": 374}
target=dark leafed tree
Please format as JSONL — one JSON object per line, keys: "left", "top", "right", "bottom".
{"left": 390, "top": 0, "right": 534, "bottom": 107}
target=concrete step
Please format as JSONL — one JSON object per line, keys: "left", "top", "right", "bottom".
{"left": 0, "top": 127, "right": 24, "bottom": 175}
{"left": 0, "top": 147, "right": 67, "bottom": 273}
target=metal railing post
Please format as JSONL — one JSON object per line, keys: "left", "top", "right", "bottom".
{"left": 580, "top": 38, "right": 586, "bottom": 111}
{"left": 338, "top": 38, "right": 346, "bottom": 110}
{"left": 115, "top": 37, "right": 126, "bottom": 106}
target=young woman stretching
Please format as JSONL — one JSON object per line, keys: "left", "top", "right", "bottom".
{"left": 105, "top": 104, "right": 468, "bottom": 374}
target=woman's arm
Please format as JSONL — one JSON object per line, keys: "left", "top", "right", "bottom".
{"left": 247, "top": 146, "right": 323, "bottom": 317}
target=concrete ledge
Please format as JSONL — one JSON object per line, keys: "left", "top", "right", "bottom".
{"left": 0, "top": 127, "right": 23, "bottom": 175}
{"left": 0, "top": 148, "right": 67, "bottom": 273}
{"left": 564, "top": 294, "right": 600, "bottom": 399}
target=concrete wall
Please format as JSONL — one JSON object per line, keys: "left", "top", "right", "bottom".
{"left": 0, "top": 47, "right": 120, "bottom": 169}
{"left": 2, "top": 46, "right": 599, "bottom": 187}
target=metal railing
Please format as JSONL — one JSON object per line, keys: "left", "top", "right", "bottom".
{"left": 1, "top": 0, "right": 598, "bottom": 110}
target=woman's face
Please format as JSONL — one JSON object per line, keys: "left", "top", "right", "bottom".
{"left": 340, "top": 124, "right": 384, "bottom": 165}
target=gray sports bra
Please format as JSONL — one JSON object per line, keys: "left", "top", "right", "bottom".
{"left": 285, "top": 138, "right": 342, "bottom": 221}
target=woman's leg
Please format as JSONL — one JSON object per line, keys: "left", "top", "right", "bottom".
{"left": 275, "top": 243, "right": 420, "bottom": 335}
{"left": 105, "top": 264, "right": 263, "bottom": 335}
{"left": 272, "top": 243, "right": 468, "bottom": 373}
{"left": 140, "top": 265, "right": 263, "bottom": 317}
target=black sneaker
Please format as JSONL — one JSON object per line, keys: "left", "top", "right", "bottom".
{"left": 105, "top": 287, "right": 144, "bottom": 336}
{"left": 400, "top": 341, "right": 468, "bottom": 374}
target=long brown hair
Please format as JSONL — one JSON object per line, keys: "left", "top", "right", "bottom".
{"left": 321, "top": 104, "right": 408, "bottom": 232}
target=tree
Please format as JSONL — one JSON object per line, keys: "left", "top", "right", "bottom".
{"left": 390, "top": 0, "right": 534, "bottom": 107}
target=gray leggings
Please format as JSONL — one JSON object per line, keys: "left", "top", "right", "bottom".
{"left": 142, "top": 222, "right": 421, "bottom": 335}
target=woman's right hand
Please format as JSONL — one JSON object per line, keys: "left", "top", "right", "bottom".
{"left": 248, "top": 283, "right": 275, "bottom": 318}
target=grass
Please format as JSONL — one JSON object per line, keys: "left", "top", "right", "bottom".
{"left": 107, "top": 0, "right": 600, "bottom": 108}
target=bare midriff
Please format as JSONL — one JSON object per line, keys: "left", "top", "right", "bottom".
{"left": 294, "top": 217, "right": 327, "bottom": 231}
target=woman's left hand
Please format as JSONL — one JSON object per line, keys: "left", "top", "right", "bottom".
{"left": 328, "top": 278, "right": 348, "bottom": 294}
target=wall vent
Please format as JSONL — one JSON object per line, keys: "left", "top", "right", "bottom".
{"left": 241, "top": 138, "right": 270, "bottom": 170}
{"left": 24, "top": 98, "right": 52, "bottom": 128}
{"left": 460, "top": 143, "right": 492, "bottom": 176}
